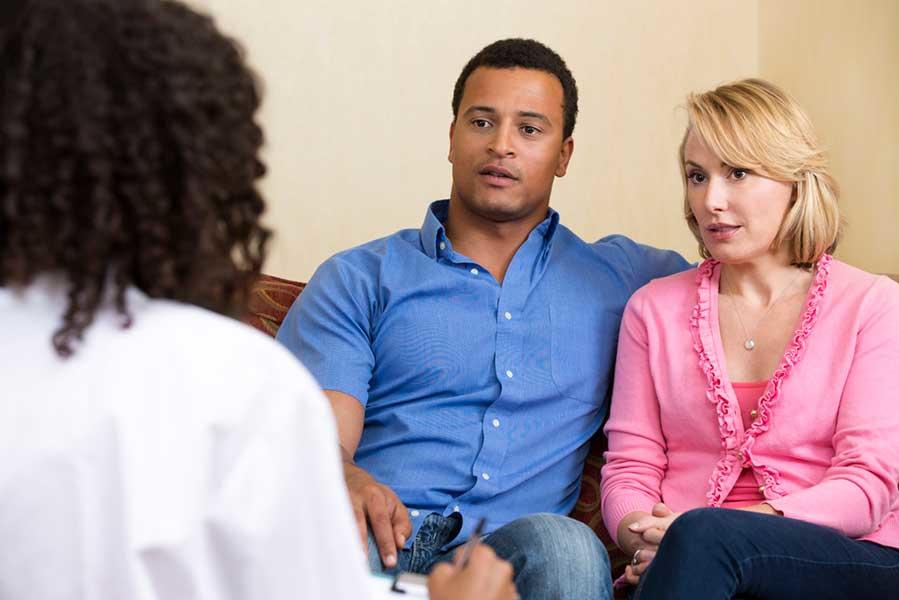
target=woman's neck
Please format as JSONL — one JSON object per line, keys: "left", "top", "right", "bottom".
{"left": 719, "top": 253, "right": 811, "bottom": 307}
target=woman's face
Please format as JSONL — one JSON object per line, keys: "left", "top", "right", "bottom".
{"left": 683, "top": 130, "right": 794, "bottom": 265}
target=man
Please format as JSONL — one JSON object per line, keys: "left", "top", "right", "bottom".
{"left": 278, "top": 38, "right": 688, "bottom": 599}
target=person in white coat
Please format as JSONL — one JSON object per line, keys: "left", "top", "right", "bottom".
{"left": 0, "top": 1, "right": 516, "bottom": 599}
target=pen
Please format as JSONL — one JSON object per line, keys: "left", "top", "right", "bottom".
{"left": 458, "top": 517, "right": 487, "bottom": 568}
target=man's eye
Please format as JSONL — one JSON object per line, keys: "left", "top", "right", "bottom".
{"left": 521, "top": 125, "right": 539, "bottom": 135}
{"left": 687, "top": 172, "right": 706, "bottom": 184}
{"left": 472, "top": 119, "right": 491, "bottom": 128}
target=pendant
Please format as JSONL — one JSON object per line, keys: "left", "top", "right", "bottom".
{"left": 744, "top": 339, "right": 756, "bottom": 351}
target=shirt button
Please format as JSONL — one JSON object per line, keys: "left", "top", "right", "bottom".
{"left": 750, "top": 409, "right": 759, "bottom": 419}
{"left": 453, "top": 505, "right": 460, "bottom": 513}
{"left": 482, "top": 472, "right": 490, "bottom": 481}
{"left": 439, "top": 242, "right": 446, "bottom": 251}
{"left": 411, "top": 510, "right": 420, "bottom": 517}
{"left": 492, "top": 418, "right": 501, "bottom": 428}
{"left": 758, "top": 485, "right": 766, "bottom": 494}
{"left": 737, "top": 451, "right": 744, "bottom": 461}
{"left": 505, "top": 370, "right": 513, "bottom": 379}
{"left": 504, "top": 311, "right": 512, "bottom": 320}
{"left": 470, "top": 268, "right": 479, "bottom": 275}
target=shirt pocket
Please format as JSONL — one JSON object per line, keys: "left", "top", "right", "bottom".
{"left": 549, "top": 301, "right": 620, "bottom": 405}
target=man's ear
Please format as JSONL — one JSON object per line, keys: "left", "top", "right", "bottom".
{"left": 448, "top": 120, "right": 456, "bottom": 164}
{"left": 555, "top": 136, "right": 574, "bottom": 177}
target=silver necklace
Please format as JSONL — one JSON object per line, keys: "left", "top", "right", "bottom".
{"left": 722, "top": 269, "right": 803, "bottom": 351}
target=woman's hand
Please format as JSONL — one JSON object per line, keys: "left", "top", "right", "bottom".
{"left": 628, "top": 502, "right": 679, "bottom": 546}
{"left": 623, "top": 547, "right": 657, "bottom": 586}
{"left": 617, "top": 503, "right": 679, "bottom": 586}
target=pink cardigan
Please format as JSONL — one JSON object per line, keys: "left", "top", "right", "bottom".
{"left": 601, "top": 256, "right": 899, "bottom": 549}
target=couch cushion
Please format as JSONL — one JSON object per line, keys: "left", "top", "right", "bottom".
{"left": 244, "top": 274, "right": 305, "bottom": 336}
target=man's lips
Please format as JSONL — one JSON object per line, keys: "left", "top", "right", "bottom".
{"left": 478, "top": 164, "right": 519, "bottom": 186}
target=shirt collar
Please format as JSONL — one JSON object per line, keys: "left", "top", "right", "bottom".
{"left": 419, "top": 199, "right": 561, "bottom": 260}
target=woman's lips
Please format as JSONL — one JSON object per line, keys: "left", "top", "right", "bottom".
{"left": 705, "top": 224, "right": 741, "bottom": 241}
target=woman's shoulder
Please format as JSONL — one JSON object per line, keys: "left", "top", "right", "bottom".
{"left": 826, "top": 258, "right": 899, "bottom": 304}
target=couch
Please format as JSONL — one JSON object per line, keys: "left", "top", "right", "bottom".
{"left": 244, "top": 271, "right": 899, "bottom": 589}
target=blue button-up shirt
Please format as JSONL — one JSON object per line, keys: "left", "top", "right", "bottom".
{"left": 277, "top": 200, "right": 688, "bottom": 548}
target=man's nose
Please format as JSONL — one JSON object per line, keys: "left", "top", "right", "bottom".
{"left": 487, "top": 123, "right": 515, "bottom": 157}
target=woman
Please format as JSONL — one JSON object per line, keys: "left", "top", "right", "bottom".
{"left": 0, "top": 1, "right": 515, "bottom": 599}
{"left": 600, "top": 78, "right": 899, "bottom": 599}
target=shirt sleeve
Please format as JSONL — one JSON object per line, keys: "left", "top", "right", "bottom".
{"left": 130, "top": 352, "right": 373, "bottom": 600}
{"left": 767, "top": 278, "right": 899, "bottom": 537}
{"left": 600, "top": 287, "right": 668, "bottom": 545}
{"left": 597, "top": 234, "right": 692, "bottom": 294}
{"left": 276, "top": 253, "right": 378, "bottom": 406}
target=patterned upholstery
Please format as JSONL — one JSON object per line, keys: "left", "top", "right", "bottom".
{"left": 244, "top": 274, "right": 306, "bottom": 336}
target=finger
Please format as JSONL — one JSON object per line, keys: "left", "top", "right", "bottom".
{"left": 633, "top": 550, "right": 657, "bottom": 576}
{"left": 426, "top": 562, "right": 456, "bottom": 595}
{"left": 652, "top": 502, "right": 673, "bottom": 517}
{"left": 628, "top": 517, "right": 661, "bottom": 533}
{"left": 485, "top": 557, "right": 515, "bottom": 595}
{"left": 387, "top": 494, "right": 412, "bottom": 548}
{"left": 351, "top": 502, "right": 369, "bottom": 558}
{"left": 641, "top": 527, "right": 666, "bottom": 546}
{"left": 367, "top": 491, "right": 398, "bottom": 567}
{"left": 466, "top": 542, "right": 498, "bottom": 568}
{"left": 624, "top": 565, "right": 640, "bottom": 586}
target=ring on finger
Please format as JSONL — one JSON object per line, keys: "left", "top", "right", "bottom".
{"left": 631, "top": 548, "right": 642, "bottom": 566}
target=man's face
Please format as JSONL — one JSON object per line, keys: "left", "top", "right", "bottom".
{"left": 448, "top": 67, "right": 573, "bottom": 224}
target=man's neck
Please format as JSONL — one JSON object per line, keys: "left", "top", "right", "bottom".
{"left": 443, "top": 200, "right": 549, "bottom": 284}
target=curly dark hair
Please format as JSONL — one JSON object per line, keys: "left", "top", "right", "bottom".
{"left": 452, "top": 38, "right": 579, "bottom": 139}
{"left": 0, "top": 0, "right": 271, "bottom": 357}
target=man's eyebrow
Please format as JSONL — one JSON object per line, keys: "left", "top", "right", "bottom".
{"left": 462, "top": 106, "right": 553, "bottom": 126}
{"left": 519, "top": 111, "right": 551, "bottom": 125}
{"left": 462, "top": 105, "right": 498, "bottom": 117}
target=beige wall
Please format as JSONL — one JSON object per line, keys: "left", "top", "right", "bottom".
{"left": 194, "top": 0, "right": 758, "bottom": 280}
{"left": 759, "top": 0, "right": 899, "bottom": 274}
{"left": 193, "top": 1, "right": 899, "bottom": 279}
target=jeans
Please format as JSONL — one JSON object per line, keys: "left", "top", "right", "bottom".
{"left": 635, "top": 507, "right": 899, "bottom": 600}
{"left": 368, "top": 512, "right": 613, "bottom": 600}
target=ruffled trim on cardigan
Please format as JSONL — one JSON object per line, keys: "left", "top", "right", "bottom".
{"left": 690, "top": 255, "right": 832, "bottom": 506}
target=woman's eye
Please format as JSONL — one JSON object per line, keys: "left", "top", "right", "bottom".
{"left": 687, "top": 172, "right": 706, "bottom": 184}
{"left": 732, "top": 168, "right": 749, "bottom": 180}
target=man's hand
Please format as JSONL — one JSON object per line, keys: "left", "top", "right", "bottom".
{"left": 343, "top": 461, "right": 411, "bottom": 568}
{"left": 428, "top": 544, "right": 517, "bottom": 600}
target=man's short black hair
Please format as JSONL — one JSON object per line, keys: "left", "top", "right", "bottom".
{"left": 452, "top": 38, "right": 579, "bottom": 139}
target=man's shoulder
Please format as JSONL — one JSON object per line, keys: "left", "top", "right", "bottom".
{"left": 553, "top": 228, "right": 689, "bottom": 281}
{"left": 310, "top": 228, "right": 422, "bottom": 283}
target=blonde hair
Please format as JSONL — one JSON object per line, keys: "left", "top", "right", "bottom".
{"left": 679, "top": 78, "right": 842, "bottom": 265}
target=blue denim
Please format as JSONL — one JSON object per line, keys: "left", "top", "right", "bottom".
{"left": 635, "top": 508, "right": 899, "bottom": 600}
{"left": 369, "top": 512, "right": 613, "bottom": 600}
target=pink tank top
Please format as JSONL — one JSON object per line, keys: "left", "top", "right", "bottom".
{"left": 721, "top": 380, "right": 767, "bottom": 507}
